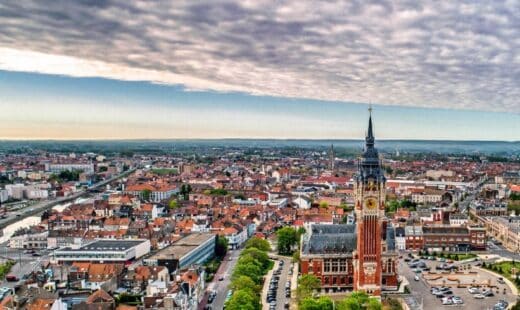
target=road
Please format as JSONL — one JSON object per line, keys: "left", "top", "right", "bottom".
{"left": 0, "top": 168, "right": 135, "bottom": 228}
{"left": 487, "top": 242, "right": 520, "bottom": 261}
{"left": 261, "top": 255, "right": 292, "bottom": 310}
{"left": 200, "top": 248, "right": 242, "bottom": 310}
{"left": 0, "top": 245, "right": 50, "bottom": 288}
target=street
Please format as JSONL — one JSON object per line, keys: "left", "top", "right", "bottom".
{"left": 0, "top": 243, "right": 49, "bottom": 289}
{"left": 261, "top": 255, "right": 292, "bottom": 310}
{"left": 200, "top": 248, "right": 242, "bottom": 310}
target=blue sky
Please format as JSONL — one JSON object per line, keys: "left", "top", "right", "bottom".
{"left": 0, "top": 1, "right": 518, "bottom": 140}
{"left": 1, "top": 70, "right": 518, "bottom": 140}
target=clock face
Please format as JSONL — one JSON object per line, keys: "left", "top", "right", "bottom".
{"left": 365, "top": 198, "right": 377, "bottom": 209}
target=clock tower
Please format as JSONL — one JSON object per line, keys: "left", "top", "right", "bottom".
{"left": 353, "top": 108, "right": 386, "bottom": 296}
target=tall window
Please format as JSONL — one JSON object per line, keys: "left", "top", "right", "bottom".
{"left": 339, "top": 259, "right": 347, "bottom": 272}
{"left": 332, "top": 260, "right": 339, "bottom": 272}
{"left": 324, "top": 259, "right": 331, "bottom": 273}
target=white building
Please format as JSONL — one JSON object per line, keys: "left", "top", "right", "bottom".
{"left": 45, "top": 163, "right": 95, "bottom": 174}
{"left": 395, "top": 227, "right": 406, "bottom": 251}
{"left": 54, "top": 239, "right": 150, "bottom": 262}
{"left": 0, "top": 189, "right": 7, "bottom": 203}
{"left": 292, "top": 196, "right": 312, "bottom": 209}
{"left": 449, "top": 214, "right": 469, "bottom": 226}
{"left": 9, "top": 231, "right": 49, "bottom": 249}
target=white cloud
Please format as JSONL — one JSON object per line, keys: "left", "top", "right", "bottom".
{"left": 0, "top": 1, "right": 518, "bottom": 112}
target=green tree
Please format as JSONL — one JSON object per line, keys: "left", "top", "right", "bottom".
{"left": 168, "top": 199, "right": 179, "bottom": 209}
{"left": 297, "top": 274, "right": 321, "bottom": 301}
{"left": 336, "top": 291, "right": 381, "bottom": 310}
{"left": 300, "top": 296, "right": 334, "bottom": 310}
{"left": 320, "top": 201, "right": 329, "bottom": 208}
{"left": 179, "top": 184, "right": 192, "bottom": 200}
{"left": 230, "top": 275, "right": 258, "bottom": 293}
{"left": 277, "top": 227, "right": 298, "bottom": 255}
{"left": 224, "top": 289, "right": 259, "bottom": 310}
{"left": 216, "top": 236, "right": 228, "bottom": 258}
{"left": 366, "top": 298, "right": 382, "bottom": 310}
{"left": 240, "top": 248, "right": 270, "bottom": 272}
{"left": 141, "top": 189, "right": 152, "bottom": 201}
{"left": 245, "top": 237, "right": 271, "bottom": 252}
{"left": 337, "top": 298, "right": 360, "bottom": 310}
{"left": 232, "top": 262, "right": 262, "bottom": 284}
{"left": 292, "top": 250, "right": 300, "bottom": 263}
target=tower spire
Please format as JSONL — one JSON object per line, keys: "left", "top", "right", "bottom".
{"left": 366, "top": 104, "right": 374, "bottom": 147}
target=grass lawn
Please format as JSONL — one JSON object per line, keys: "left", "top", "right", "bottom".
{"left": 151, "top": 168, "right": 178, "bottom": 175}
{"left": 484, "top": 261, "right": 520, "bottom": 280}
{"left": 427, "top": 252, "right": 477, "bottom": 261}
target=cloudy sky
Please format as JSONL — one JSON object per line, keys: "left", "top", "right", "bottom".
{"left": 0, "top": 1, "right": 518, "bottom": 140}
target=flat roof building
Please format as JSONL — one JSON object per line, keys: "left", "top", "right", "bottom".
{"left": 54, "top": 239, "right": 150, "bottom": 263}
{"left": 144, "top": 233, "right": 216, "bottom": 273}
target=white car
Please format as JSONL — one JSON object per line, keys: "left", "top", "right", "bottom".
{"left": 414, "top": 275, "right": 420, "bottom": 281}
{"left": 442, "top": 297, "right": 453, "bottom": 305}
{"left": 474, "top": 294, "right": 485, "bottom": 299}
{"left": 452, "top": 296, "right": 463, "bottom": 304}
{"left": 468, "top": 287, "right": 480, "bottom": 294}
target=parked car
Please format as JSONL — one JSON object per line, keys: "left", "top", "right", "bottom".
{"left": 452, "top": 296, "right": 464, "bottom": 304}
{"left": 5, "top": 275, "right": 18, "bottom": 282}
{"left": 468, "top": 287, "right": 480, "bottom": 294}
{"left": 497, "top": 277, "right": 505, "bottom": 284}
{"left": 474, "top": 294, "right": 485, "bottom": 299}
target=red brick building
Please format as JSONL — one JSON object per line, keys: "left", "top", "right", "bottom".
{"left": 300, "top": 113, "right": 398, "bottom": 296}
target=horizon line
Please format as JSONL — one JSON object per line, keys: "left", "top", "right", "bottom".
{"left": 0, "top": 137, "right": 518, "bottom": 143}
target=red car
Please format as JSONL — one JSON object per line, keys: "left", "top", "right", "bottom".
{"left": 5, "top": 275, "right": 18, "bottom": 282}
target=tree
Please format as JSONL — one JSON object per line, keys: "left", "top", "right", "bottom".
{"left": 241, "top": 248, "right": 270, "bottom": 272}
{"left": 300, "top": 296, "right": 334, "bottom": 310}
{"left": 244, "top": 237, "right": 271, "bottom": 252}
{"left": 224, "top": 289, "right": 259, "bottom": 310}
{"left": 292, "top": 251, "right": 300, "bottom": 263}
{"left": 232, "top": 262, "right": 262, "bottom": 283}
{"left": 168, "top": 199, "right": 179, "bottom": 209}
{"left": 179, "top": 184, "right": 192, "bottom": 200}
{"left": 277, "top": 227, "right": 298, "bottom": 255}
{"left": 216, "top": 236, "right": 228, "bottom": 258}
{"left": 141, "top": 189, "right": 152, "bottom": 201}
{"left": 230, "top": 275, "right": 258, "bottom": 293}
{"left": 320, "top": 201, "right": 329, "bottom": 208}
{"left": 336, "top": 291, "right": 381, "bottom": 310}
{"left": 366, "top": 298, "right": 382, "bottom": 310}
{"left": 297, "top": 274, "right": 321, "bottom": 301}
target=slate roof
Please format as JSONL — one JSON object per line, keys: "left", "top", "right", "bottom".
{"left": 303, "top": 224, "right": 357, "bottom": 254}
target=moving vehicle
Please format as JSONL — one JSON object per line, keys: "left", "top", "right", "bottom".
{"left": 414, "top": 275, "right": 420, "bottom": 281}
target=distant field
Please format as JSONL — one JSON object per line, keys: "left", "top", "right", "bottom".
{"left": 151, "top": 168, "right": 178, "bottom": 175}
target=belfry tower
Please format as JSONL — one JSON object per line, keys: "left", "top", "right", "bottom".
{"left": 353, "top": 107, "right": 386, "bottom": 296}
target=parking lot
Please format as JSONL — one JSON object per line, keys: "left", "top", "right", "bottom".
{"left": 262, "top": 257, "right": 292, "bottom": 310}
{"left": 400, "top": 253, "right": 517, "bottom": 309}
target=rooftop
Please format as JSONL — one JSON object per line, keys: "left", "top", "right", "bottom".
{"left": 148, "top": 233, "right": 215, "bottom": 260}
{"left": 60, "top": 239, "right": 147, "bottom": 252}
